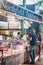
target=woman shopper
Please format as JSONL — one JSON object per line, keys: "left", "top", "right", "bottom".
{"left": 37, "top": 32, "right": 42, "bottom": 61}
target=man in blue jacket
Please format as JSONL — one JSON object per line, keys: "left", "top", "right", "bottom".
{"left": 29, "top": 29, "right": 37, "bottom": 64}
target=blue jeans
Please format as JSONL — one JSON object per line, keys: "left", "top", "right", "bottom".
{"left": 30, "top": 46, "right": 35, "bottom": 62}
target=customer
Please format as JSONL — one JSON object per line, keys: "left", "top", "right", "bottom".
{"left": 29, "top": 29, "right": 37, "bottom": 64}
{"left": 37, "top": 32, "right": 42, "bottom": 61}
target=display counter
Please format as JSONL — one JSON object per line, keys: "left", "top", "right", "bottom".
{"left": 0, "top": 40, "right": 24, "bottom": 65}
{"left": 1, "top": 52, "right": 24, "bottom": 65}
{"left": 0, "top": 50, "right": 24, "bottom": 65}
{"left": 0, "top": 40, "right": 30, "bottom": 65}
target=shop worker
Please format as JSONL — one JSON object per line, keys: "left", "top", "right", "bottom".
{"left": 16, "top": 32, "right": 21, "bottom": 40}
{"left": 29, "top": 29, "right": 37, "bottom": 64}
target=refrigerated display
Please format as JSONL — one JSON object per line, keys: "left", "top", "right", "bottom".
{"left": 0, "top": 39, "right": 24, "bottom": 57}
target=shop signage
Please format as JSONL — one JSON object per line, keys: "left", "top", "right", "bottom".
{"left": 3, "top": 1, "right": 42, "bottom": 22}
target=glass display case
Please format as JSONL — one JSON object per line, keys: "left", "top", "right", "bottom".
{"left": 0, "top": 39, "right": 25, "bottom": 65}
{"left": 0, "top": 39, "right": 24, "bottom": 57}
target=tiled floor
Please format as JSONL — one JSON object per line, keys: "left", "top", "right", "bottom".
{"left": 21, "top": 61, "right": 43, "bottom": 65}
{"left": 20, "top": 56, "right": 43, "bottom": 65}
{"left": 21, "top": 50, "right": 43, "bottom": 65}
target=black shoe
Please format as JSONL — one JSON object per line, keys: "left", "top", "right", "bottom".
{"left": 29, "top": 62, "right": 34, "bottom": 64}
